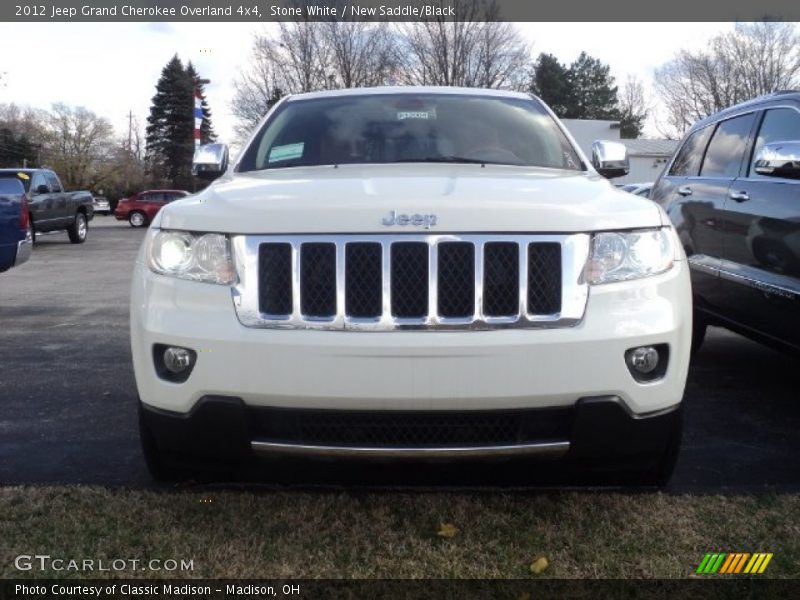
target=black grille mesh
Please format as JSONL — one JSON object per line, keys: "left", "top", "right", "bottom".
{"left": 258, "top": 243, "right": 292, "bottom": 315}
{"left": 483, "top": 242, "right": 520, "bottom": 317}
{"left": 251, "top": 407, "right": 573, "bottom": 448}
{"left": 391, "top": 243, "right": 429, "bottom": 318}
{"left": 528, "top": 243, "right": 562, "bottom": 314}
{"left": 345, "top": 243, "right": 382, "bottom": 318}
{"left": 300, "top": 243, "right": 337, "bottom": 317}
{"left": 437, "top": 242, "right": 474, "bottom": 318}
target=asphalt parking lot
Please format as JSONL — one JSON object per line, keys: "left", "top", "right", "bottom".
{"left": 0, "top": 218, "right": 798, "bottom": 491}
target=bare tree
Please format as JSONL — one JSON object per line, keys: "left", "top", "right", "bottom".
{"left": 398, "top": 1, "right": 530, "bottom": 89}
{"left": 231, "top": 20, "right": 398, "bottom": 140}
{"left": 323, "top": 21, "right": 399, "bottom": 88}
{"left": 43, "top": 103, "right": 114, "bottom": 190}
{"left": 231, "top": 35, "right": 288, "bottom": 139}
{"left": 655, "top": 22, "right": 800, "bottom": 138}
{"left": 618, "top": 75, "right": 649, "bottom": 138}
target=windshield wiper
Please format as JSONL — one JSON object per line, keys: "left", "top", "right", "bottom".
{"left": 393, "top": 156, "right": 504, "bottom": 165}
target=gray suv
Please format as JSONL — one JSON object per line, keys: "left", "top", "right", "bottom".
{"left": 651, "top": 91, "right": 800, "bottom": 355}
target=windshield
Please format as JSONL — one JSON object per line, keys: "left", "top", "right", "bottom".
{"left": 238, "top": 93, "right": 584, "bottom": 172}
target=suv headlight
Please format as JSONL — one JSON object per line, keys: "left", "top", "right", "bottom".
{"left": 147, "top": 229, "right": 236, "bottom": 285}
{"left": 585, "top": 228, "right": 675, "bottom": 285}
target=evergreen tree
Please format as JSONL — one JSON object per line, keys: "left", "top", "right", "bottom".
{"left": 567, "top": 52, "right": 620, "bottom": 120}
{"left": 145, "top": 55, "right": 216, "bottom": 189}
{"left": 530, "top": 54, "right": 573, "bottom": 117}
{"left": 529, "top": 52, "right": 621, "bottom": 123}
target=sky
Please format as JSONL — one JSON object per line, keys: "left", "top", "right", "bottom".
{"left": 0, "top": 22, "right": 735, "bottom": 143}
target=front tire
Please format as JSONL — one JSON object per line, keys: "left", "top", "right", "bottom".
{"left": 129, "top": 211, "right": 147, "bottom": 228}
{"left": 67, "top": 212, "right": 88, "bottom": 244}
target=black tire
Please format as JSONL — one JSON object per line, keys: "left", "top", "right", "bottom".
{"left": 691, "top": 310, "right": 708, "bottom": 355}
{"left": 67, "top": 212, "right": 88, "bottom": 244}
{"left": 129, "top": 211, "right": 148, "bottom": 228}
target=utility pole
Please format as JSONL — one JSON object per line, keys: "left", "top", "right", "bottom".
{"left": 127, "top": 110, "right": 134, "bottom": 153}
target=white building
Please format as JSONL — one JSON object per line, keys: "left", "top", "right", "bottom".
{"left": 561, "top": 119, "right": 678, "bottom": 185}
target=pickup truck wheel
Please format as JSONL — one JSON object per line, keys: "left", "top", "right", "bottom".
{"left": 129, "top": 211, "right": 147, "bottom": 228}
{"left": 67, "top": 212, "right": 88, "bottom": 244}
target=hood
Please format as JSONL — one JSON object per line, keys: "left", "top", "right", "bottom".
{"left": 157, "top": 164, "right": 662, "bottom": 234}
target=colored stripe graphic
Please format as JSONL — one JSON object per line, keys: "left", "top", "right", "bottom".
{"left": 701, "top": 552, "right": 774, "bottom": 575}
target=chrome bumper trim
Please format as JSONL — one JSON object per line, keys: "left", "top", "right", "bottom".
{"left": 250, "top": 440, "right": 570, "bottom": 459}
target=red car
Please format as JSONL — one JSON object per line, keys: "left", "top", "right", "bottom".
{"left": 115, "top": 189, "right": 189, "bottom": 228}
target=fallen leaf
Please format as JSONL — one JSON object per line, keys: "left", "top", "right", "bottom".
{"left": 436, "top": 523, "right": 458, "bottom": 538}
{"left": 530, "top": 556, "right": 549, "bottom": 574}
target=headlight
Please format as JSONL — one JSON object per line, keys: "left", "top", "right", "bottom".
{"left": 585, "top": 228, "right": 674, "bottom": 284}
{"left": 147, "top": 230, "right": 235, "bottom": 285}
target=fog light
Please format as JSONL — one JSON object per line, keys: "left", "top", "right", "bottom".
{"left": 629, "top": 346, "right": 659, "bottom": 374}
{"left": 163, "top": 347, "right": 193, "bottom": 373}
{"left": 153, "top": 344, "right": 197, "bottom": 383}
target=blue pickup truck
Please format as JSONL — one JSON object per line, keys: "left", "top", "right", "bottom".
{"left": 0, "top": 175, "right": 32, "bottom": 272}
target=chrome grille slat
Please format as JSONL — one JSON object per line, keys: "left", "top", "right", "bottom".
{"left": 235, "top": 234, "right": 590, "bottom": 331}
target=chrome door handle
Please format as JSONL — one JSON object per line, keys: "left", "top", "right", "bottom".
{"left": 729, "top": 190, "right": 750, "bottom": 202}
{"left": 677, "top": 186, "right": 693, "bottom": 196}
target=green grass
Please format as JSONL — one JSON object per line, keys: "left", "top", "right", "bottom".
{"left": 1, "top": 486, "right": 797, "bottom": 579}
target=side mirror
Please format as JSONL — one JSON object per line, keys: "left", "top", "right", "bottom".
{"left": 192, "top": 143, "right": 229, "bottom": 180}
{"left": 591, "top": 140, "right": 629, "bottom": 179}
{"left": 34, "top": 184, "right": 49, "bottom": 195}
{"left": 753, "top": 141, "right": 800, "bottom": 180}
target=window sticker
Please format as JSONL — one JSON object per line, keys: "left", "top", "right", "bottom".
{"left": 269, "top": 142, "right": 304, "bottom": 163}
{"left": 397, "top": 110, "right": 436, "bottom": 121}
{"left": 16, "top": 172, "right": 29, "bottom": 180}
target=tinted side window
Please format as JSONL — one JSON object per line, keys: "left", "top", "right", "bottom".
{"left": 699, "top": 113, "right": 756, "bottom": 178}
{"left": 45, "top": 172, "right": 62, "bottom": 192}
{"left": 669, "top": 126, "right": 713, "bottom": 176}
{"left": 750, "top": 107, "right": 800, "bottom": 178}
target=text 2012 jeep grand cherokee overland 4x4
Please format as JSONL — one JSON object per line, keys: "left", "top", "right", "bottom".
{"left": 131, "top": 88, "right": 691, "bottom": 485}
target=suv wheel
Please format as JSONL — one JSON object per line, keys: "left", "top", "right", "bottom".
{"left": 129, "top": 211, "right": 147, "bottom": 228}
{"left": 67, "top": 212, "right": 88, "bottom": 244}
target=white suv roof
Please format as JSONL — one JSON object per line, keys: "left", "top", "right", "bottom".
{"left": 286, "top": 86, "right": 533, "bottom": 102}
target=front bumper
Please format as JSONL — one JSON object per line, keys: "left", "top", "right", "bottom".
{"left": 139, "top": 395, "right": 682, "bottom": 463}
{"left": 131, "top": 258, "right": 691, "bottom": 418}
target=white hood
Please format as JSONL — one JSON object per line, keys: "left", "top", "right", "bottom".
{"left": 158, "top": 164, "right": 663, "bottom": 234}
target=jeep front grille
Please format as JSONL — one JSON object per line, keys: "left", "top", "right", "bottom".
{"left": 232, "top": 234, "right": 590, "bottom": 331}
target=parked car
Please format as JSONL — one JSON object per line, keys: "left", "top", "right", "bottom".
{"left": 0, "top": 175, "right": 32, "bottom": 272}
{"left": 651, "top": 90, "right": 800, "bottom": 355}
{"left": 92, "top": 196, "right": 111, "bottom": 215}
{"left": 620, "top": 182, "right": 653, "bottom": 198}
{"left": 132, "top": 87, "right": 691, "bottom": 485}
{"left": 0, "top": 168, "right": 94, "bottom": 244}
{"left": 115, "top": 190, "right": 189, "bottom": 228}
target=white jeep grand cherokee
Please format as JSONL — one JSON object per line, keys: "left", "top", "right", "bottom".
{"left": 131, "top": 87, "right": 691, "bottom": 485}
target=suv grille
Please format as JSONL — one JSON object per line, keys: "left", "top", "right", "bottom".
{"left": 236, "top": 234, "right": 588, "bottom": 331}
{"left": 250, "top": 407, "right": 574, "bottom": 448}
